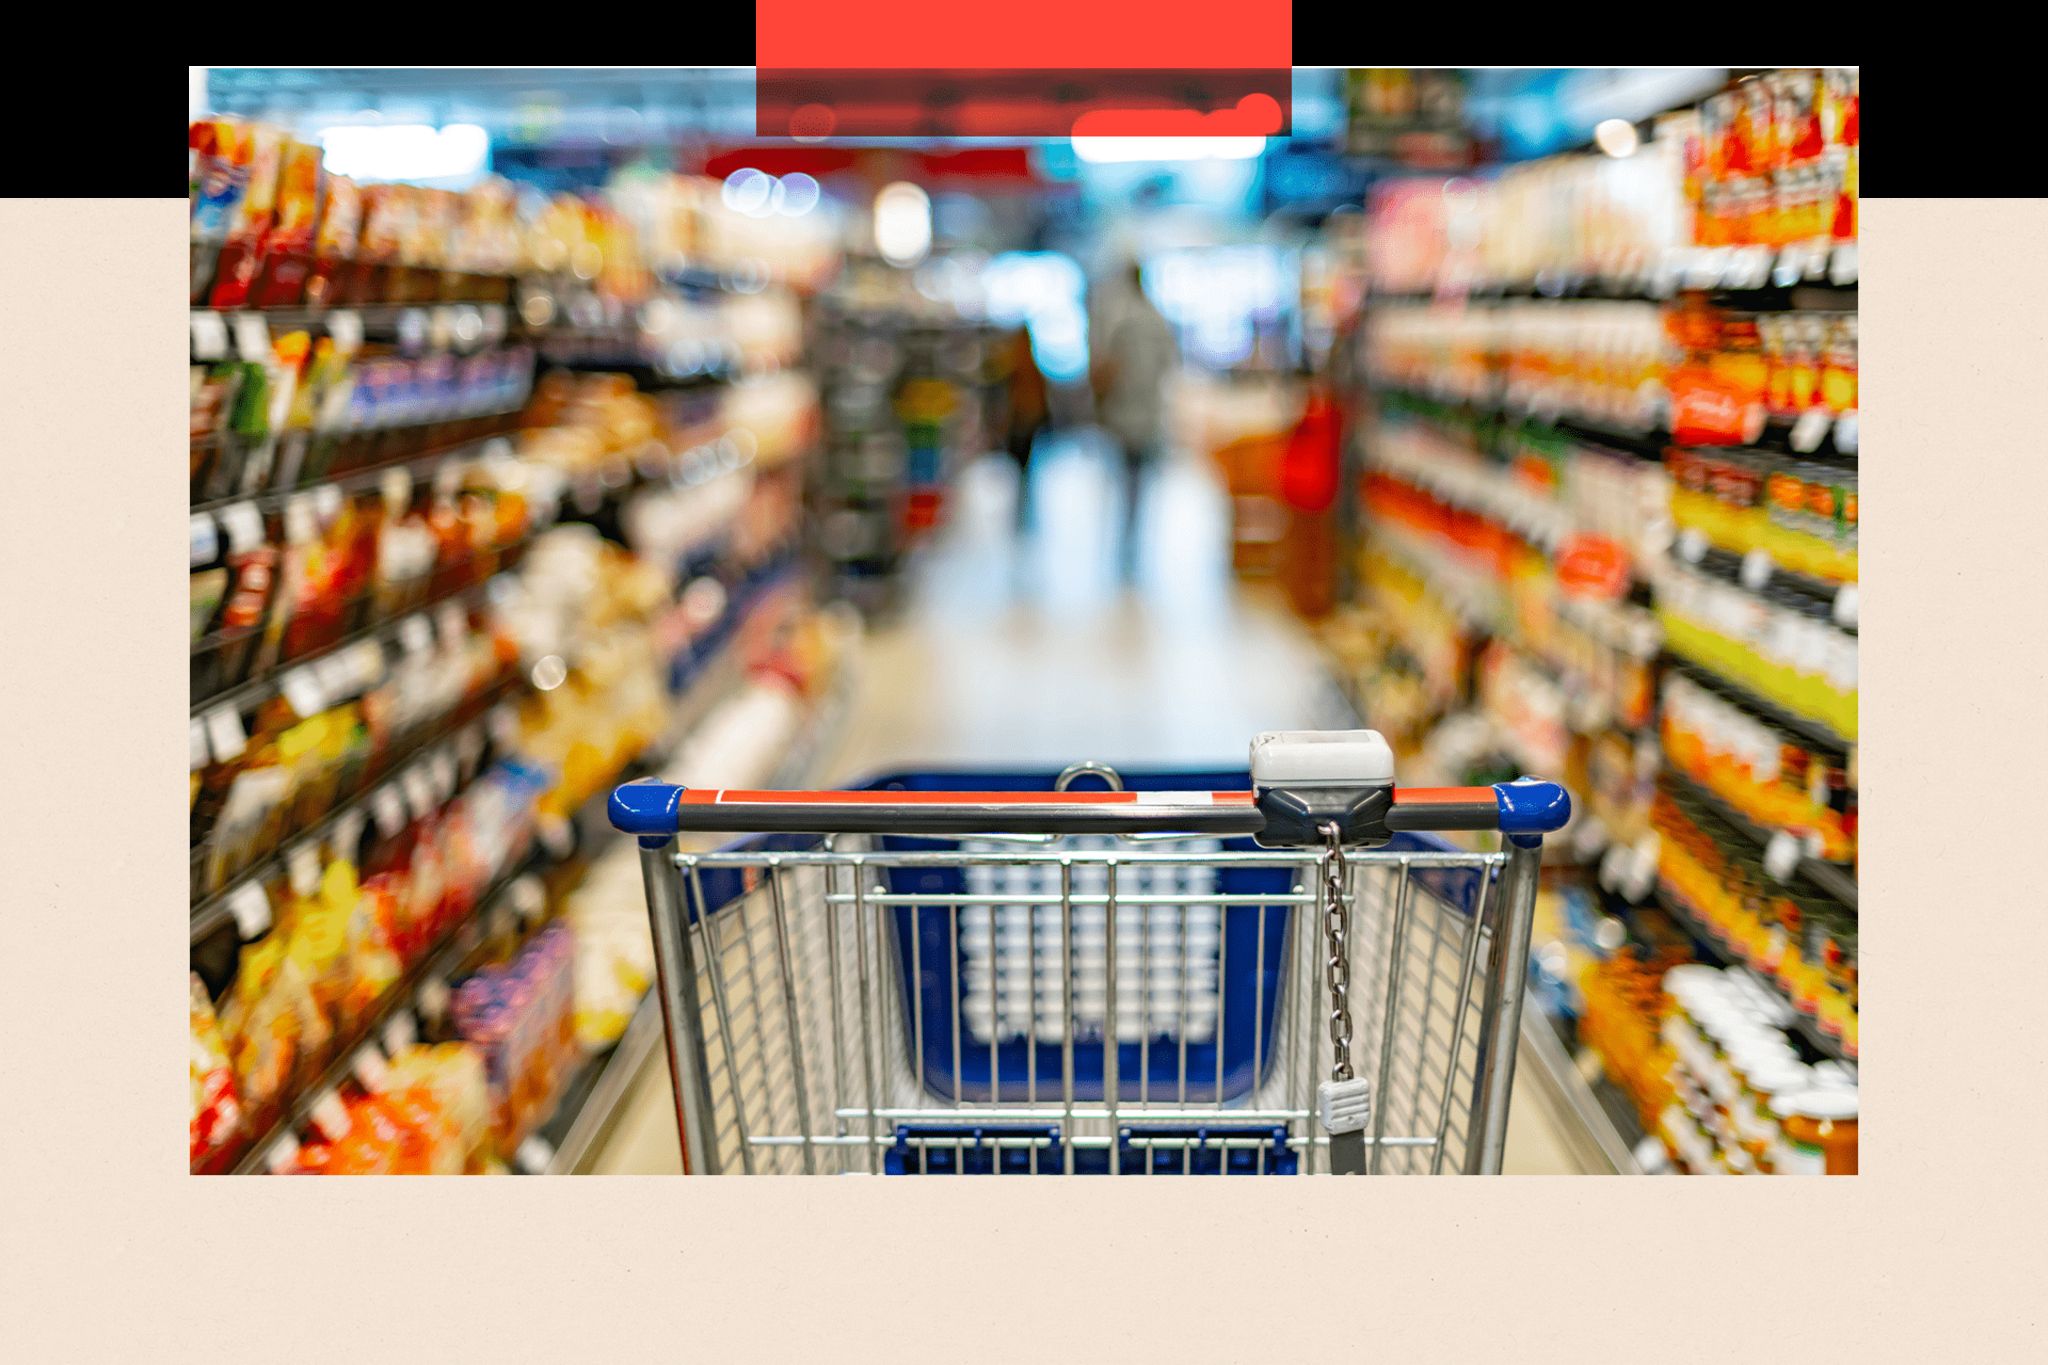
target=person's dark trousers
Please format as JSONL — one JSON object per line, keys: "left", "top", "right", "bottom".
{"left": 1006, "top": 424, "right": 1040, "bottom": 533}
{"left": 1118, "top": 440, "right": 1152, "bottom": 580}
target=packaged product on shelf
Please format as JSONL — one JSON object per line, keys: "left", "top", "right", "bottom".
{"left": 303, "top": 174, "right": 362, "bottom": 309}
{"left": 1771, "top": 1087, "right": 1858, "bottom": 1175}
{"left": 285, "top": 1039, "right": 492, "bottom": 1176}
{"left": 205, "top": 122, "right": 284, "bottom": 309}
{"left": 190, "top": 974, "right": 246, "bottom": 1167}
{"left": 563, "top": 849, "right": 658, "bottom": 1049}
{"left": 1661, "top": 671, "right": 1856, "bottom": 861}
{"left": 1655, "top": 964, "right": 1852, "bottom": 1174}
{"left": 1652, "top": 789, "right": 1857, "bottom": 1058}
{"left": 1693, "top": 69, "right": 1857, "bottom": 251}
{"left": 385, "top": 1043, "right": 495, "bottom": 1173}
{"left": 452, "top": 921, "right": 580, "bottom": 1154}
{"left": 217, "top": 932, "right": 332, "bottom": 1116}
{"left": 1652, "top": 558, "right": 1856, "bottom": 740}
{"left": 251, "top": 138, "right": 322, "bottom": 308}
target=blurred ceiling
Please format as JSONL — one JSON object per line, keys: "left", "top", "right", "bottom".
{"left": 202, "top": 67, "right": 765, "bottom": 144}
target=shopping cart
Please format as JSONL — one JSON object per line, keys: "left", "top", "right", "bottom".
{"left": 609, "top": 731, "right": 1569, "bottom": 1175}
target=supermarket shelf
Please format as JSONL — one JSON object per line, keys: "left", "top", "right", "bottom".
{"left": 1660, "top": 766, "right": 1857, "bottom": 912}
{"left": 191, "top": 431, "right": 524, "bottom": 518}
{"left": 1652, "top": 883, "right": 1850, "bottom": 1064}
{"left": 191, "top": 301, "right": 516, "bottom": 359}
{"left": 191, "top": 553, "right": 528, "bottom": 719}
{"left": 1373, "top": 384, "right": 1667, "bottom": 462}
{"left": 223, "top": 857, "right": 534, "bottom": 1175}
{"left": 1365, "top": 243, "right": 1858, "bottom": 307}
{"left": 1660, "top": 652, "right": 1853, "bottom": 757}
{"left": 1518, "top": 1006, "right": 1647, "bottom": 1174}
{"left": 190, "top": 671, "right": 524, "bottom": 942}
{"left": 1678, "top": 543, "right": 1856, "bottom": 627}
{"left": 536, "top": 992, "right": 664, "bottom": 1175}
{"left": 519, "top": 654, "right": 857, "bottom": 1174}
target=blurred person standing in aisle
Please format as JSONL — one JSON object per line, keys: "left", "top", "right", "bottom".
{"left": 1089, "top": 260, "right": 1178, "bottom": 578}
{"left": 997, "top": 324, "right": 1050, "bottom": 533}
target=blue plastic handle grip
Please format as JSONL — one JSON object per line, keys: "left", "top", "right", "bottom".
{"left": 1493, "top": 778, "right": 1572, "bottom": 846}
{"left": 611, "top": 777, "right": 687, "bottom": 842}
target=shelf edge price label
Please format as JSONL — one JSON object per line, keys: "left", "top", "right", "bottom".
{"left": 514, "top": 1134, "right": 556, "bottom": 1175}
{"left": 328, "top": 310, "right": 364, "bottom": 352}
{"left": 435, "top": 600, "right": 468, "bottom": 648}
{"left": 455, "top": 724, "right": 486, "bottom": 774}
{"left": 205, "top": 705, "right": 247, "bottom": 763}
{"left": 430, "top": 750, "right": 459, "bottom": 803}
{"left": 1832, "top": 411, "right": 1858, "bottom": 454}
{"left": 264, "top": 1134, "right": 302, "bottom": 1174}
{"left": 382, "top": 1012, "right": 418, "bottom": 1057}
{"left": 399, "top": 613, "right": 434, "bottom": 655}
{"left": 370, "top": 784, "right": 408, "bottom": 836}
{"left": 231, "top": 313, "right": 272, "bottom": 361}
{"left": 1762, "top": 831, "right": 1801, "bottom": 884}
{"left": 1789, "top": 409, "right": 1832, "bottom": 454}
{"left": 1739, "top": 548, "right": 1774, "bottom": 593}
{"left": 1833, "top": 583, "right": 1860, "bottom": 631}
{"left": 401, "top": 767, "right": 439, "bottom": 821}
{"left": 511, "top": 874, "right": 547, "bottom": 926}
{"left": 190, "top": 513, "right": 219, "bottom": 568}
{"left": 331, "top": 809, "right": 367, "bottom": 862}
{"left": 190, "top": 311, "right": 230, "bottom": 360}
{"left": 281, "top": 666, "right": 328, "bottom": 720}
{"left": 190, "top": 719, "right": 210, "bottom": 771}
{"left": 1623, "top": 834, "right": 1662, "bottom": 902}
{"left": 308, "top": 1089, "right": 353, "bottom": 1142}
{"left": 286, "top": 843, "right": 324, "bottom": 899}
{"left": 351, "top": 1046, "right": 392, "bottom": 1094}
{"left": 219, "top": 502, "right": 264, "bottom": 555}
{"left": 417, "top": 975, "right": 451, "bottom": 1025}
{"left": 227, "top": 881, "right": 272, "bottom": 940}
{"left": 1828, "top": 243, "right": 1859, "bottom": 286}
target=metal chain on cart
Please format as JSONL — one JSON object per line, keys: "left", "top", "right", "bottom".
{"left": 1322, "top": 822, "right": 1355, "bottom": 1083}
{"left": 1318, "top": 821, "right": 1371, "bottom": 1172}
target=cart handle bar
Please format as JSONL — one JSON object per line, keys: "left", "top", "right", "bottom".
{"left": 610, "top": 778, "right": 1570, "bottom": 844}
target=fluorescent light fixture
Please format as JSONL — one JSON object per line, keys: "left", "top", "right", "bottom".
{"left": 874, "top": 181, "right": 931, "bottom": 266}
{"left": 1070, "top": 136, "right": 1266, "bottom": 164}
{"left": 1593, "top": 117, "right": 1642, "bottom": 158}
{"left": 778, "top": 172, "right": 821, "bottom": 217}
{"left": 722, "top": 167, "right": 775, "bottom": 216}
{"left": 318, "top": 123, "right": 488, "bottom": 183}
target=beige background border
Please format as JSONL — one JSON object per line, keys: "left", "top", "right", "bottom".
{"left": 0, "top": 195, "right": 2038, "bottom": 1359}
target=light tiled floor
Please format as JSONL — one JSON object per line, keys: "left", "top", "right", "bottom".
{"left": 588, "top": 434, "right": 1590, "bottom": 1175}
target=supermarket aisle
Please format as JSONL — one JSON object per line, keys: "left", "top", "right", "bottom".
{"left": 828, "top": 432, "right": 1344, "bottom": 775}
{"left": 591, "top": 434, "right": 1588, "bottom": 1174}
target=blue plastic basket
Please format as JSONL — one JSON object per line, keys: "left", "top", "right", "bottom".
{"left": 857, "top": 767, "right": 1296, "bottom": 1107}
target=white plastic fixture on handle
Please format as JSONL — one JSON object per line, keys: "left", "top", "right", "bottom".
{"left": 1250, "top": 730, "right": 1396, "bottom": 790}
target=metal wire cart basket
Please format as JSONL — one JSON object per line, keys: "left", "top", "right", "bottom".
{"left": 609, "top": 731, "right": 1570, "bottom": 1175}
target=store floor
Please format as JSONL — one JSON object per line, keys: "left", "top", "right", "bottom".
{"left": 588, "top": 433, "right": 1592, "bottom": 1175}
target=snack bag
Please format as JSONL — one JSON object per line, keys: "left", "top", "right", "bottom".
{"left": 217, "top": 937, "right": 302, "bottom": 1110}
{"left": 190, "top": 975, "right": 246, "bottom": 1167}
{"left": 208, "top": 123, "right": 284, "bottom": 307}
{"left": 253, "top": 138, "right": 322, "bottom": 306}
{"left": 308, "top": 174, "right": 369, "bottom": 307}
{"left": 282, "top": 879, "right": 352, "bottom": 1037}
{"left": 328, "top": 859, "right": 401, "bottom": 1023}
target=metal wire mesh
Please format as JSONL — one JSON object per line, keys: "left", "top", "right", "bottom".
{"left": 657, "top": 834, "right": 1509, "bottom": 1175}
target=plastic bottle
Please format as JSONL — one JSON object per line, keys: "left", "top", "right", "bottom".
{"left": 1772, "top": 1087, "right": 1857, "bottom": 1174}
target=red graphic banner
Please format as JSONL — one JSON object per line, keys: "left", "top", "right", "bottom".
{"left": 755, "top": 1, "right": 1292, "bottom": 137}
